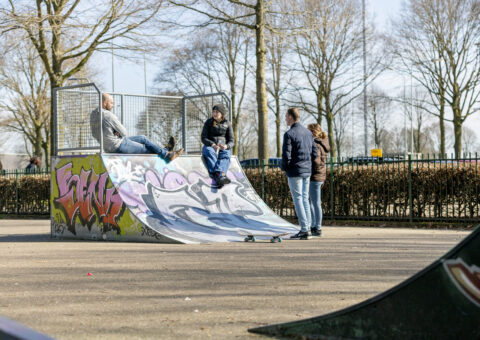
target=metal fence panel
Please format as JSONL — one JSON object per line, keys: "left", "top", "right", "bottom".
{"left": 54, "top": 84, "right": 101, "bottom": 153}
{"left": 183, "top": 93, "right": 230, "bottom": 154}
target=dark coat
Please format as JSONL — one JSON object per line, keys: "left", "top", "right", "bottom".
{"left": 311, "top": 137, "right": 330, "bottom": 182}
{"left": 201, "top": 117, "right": 234, "bottom": 150}
{"left": 281, "top": 122, "right": 318, "bottom": 177}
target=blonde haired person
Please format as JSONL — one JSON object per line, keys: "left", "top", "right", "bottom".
{"left": 307, "top": 124, "right": 330, "bottom": 237}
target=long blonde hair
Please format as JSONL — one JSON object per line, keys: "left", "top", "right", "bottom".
{"left": 307, "top": 123, "right": 327, "bottom": 139}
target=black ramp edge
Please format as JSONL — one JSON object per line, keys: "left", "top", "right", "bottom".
{"left": 0, "top": 315, "right": 54, "bottom": 340}
{"left": 249, "top": 225, "right": 480, "bottom": 340}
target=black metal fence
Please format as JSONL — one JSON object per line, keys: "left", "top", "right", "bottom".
{"left": 243, "top": 154, "right": 480, "bottom": 223}
{"left": 1, "top": 154, "right": 479, "bottom": 223}
{"left": 0, "top": 169, "right": 50, "bottom": 215}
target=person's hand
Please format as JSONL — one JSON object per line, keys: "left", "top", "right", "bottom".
{"left": 212, "top": 144, "right": 219, "bottom": 150}
{"left": 219, "top": 144, "right": 228, "bottom": 150}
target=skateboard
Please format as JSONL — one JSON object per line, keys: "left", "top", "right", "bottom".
{"left": 238, "top": 231, "right": 290, "bottom": 243}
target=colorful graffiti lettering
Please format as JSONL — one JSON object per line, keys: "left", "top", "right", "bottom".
{"left": 54, "top": 162, "right": 124, "bottom": 234}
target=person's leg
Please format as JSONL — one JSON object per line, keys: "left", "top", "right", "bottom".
{"left": 116, "top": 137, "right": 149, "bottom": 154}
{"left": 202, "top": 146, "right": 218, "bottom": 174}
{"left": 309, "top": 181, "right": 323, "bottom": 235}
{"left": 301, "top": 176, "right": 311, "bottom": 230}
{"left": 216, "top": 149, "right": 231, "bottom": 174}
{"left": 128, "top": 135, "right": 168, "bottom": 159}
{"left": 287, "top": 176, "right": 309, "bottom": 232}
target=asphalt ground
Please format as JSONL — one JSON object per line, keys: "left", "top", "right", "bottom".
{"left": 0, "top": 220, "right": 470, "bottom": 339}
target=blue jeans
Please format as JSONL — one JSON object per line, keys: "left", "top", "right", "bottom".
{"left": 202, "top": 146, "right": 231, "bottom": 175}
{"left": 309, "top": 181, "right": 324, "bottom": 230}
{"left": 287, "top": 175, "right": 311, "bottom": 231}
{"left": 116, "top": 135, "right": 168, "bottom": 159}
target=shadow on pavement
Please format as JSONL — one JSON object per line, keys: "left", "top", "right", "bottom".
{"left": 0, "top": 234, "right": 51, "bottom": 242}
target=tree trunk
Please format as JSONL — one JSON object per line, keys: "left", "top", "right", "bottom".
{"left": 275, "top": 95, "right": 281, "bottom": 157}
{"left": 255, "top": 0, "right": 268, "bottom": 161}
{"left": 439, "top": 95, "right": 446, "bottom": 156}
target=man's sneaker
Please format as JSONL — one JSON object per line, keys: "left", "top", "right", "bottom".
{"left": 290, "top": 231, "right": 311, "bottom": 240}
{"left": 165, "top": 136, "right": 176, "bottom": 151}
{"left": 311, "top": 228, "right": 322, "bottom": 237}
{"left": 218, "top": 175, "right": 231, "bottom": 186}
{"left": 166, "top": 148, "right": 184, "bottom": 163}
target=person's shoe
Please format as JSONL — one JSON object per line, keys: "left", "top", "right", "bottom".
{"left": 218, "top": 174, "right": 231, "bottom": 186}
{"left": 311, "top": 228, "right": 322, "bottom": 237}
{"left": 166, "top": 148, "right": 184, "bottom": 163}
{"left": 165, "top": 136, "right": 176, "bottom": 151}
{"left": 290, "top": 231, "right": 311, "bottom": 240}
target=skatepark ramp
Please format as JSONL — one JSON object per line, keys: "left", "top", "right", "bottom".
{"left": 249, "top": 225, "right": 480, "bottom": 339}
{"left": 0, "top": 315, "right": 53, "bottom": 340}
{"left": 51, "top": 154, "right": 299, "bottom": 243}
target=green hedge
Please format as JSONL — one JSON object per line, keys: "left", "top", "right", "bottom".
{"left": 244, "top": 162, "right": 480, "bottom": 222}
{"left": 0, "top": 173, "right": 50, "bottom": 214}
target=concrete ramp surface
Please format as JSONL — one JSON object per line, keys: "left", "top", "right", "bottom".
{"left": 51, "top": 154, "right": 298, "bottom": 243}
{"left": 249, "top": 226, "right": 480, "bottom": 339}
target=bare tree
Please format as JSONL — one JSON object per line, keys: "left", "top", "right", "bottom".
{"left": 392, "top": 0, "right": 480, "bottom": 157}
{"left": 366, "top": 87, "right": 392, "bottom": 149}
{"left": 0, "top": 39, "right": 50, "bottom": 166}
{"left": 0, "top": 0, "right": 163, "bottom": 158}
{"left": 287, "top": 0, "right": 384, "bottom": 158}
{"left": 166, "top": 0, "right": 279, "bottom": 160}
{"left": 156, "top": 23, "right": 251, "bottom": 155}
{"left": 462, "top": 126, "right": 479, "bottom": 155}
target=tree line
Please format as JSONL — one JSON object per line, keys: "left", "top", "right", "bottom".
{"left": 0, "top": 0, "right": 479, "bottom": 167}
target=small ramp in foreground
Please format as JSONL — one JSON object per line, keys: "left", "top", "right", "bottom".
{"left": 51, "top": 154, "right": 298, "bottom": 243}
{"left": 249, "top": 226, "right": 480, "bottom": 339}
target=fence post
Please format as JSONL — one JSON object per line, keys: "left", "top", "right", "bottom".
{"left": 261, "top": 159, "right": 266, "bottom": 202}
{"left": 15, "top": 170, "right": 19, "bottom": 215}
{"left": 329, "top": 156, "right": 334, "bottom": 218}
{"left": 408, "top": 154, "right": 413, "bottom": 222}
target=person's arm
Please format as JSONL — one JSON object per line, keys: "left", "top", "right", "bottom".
{"left": 311, "top": 137, "right": 318, "bottom": 161}
{"left": 281, "top": 133, "right": 291, "bottom": 172}
{"left": 225, "top": 121, "right": 234, "bottom": 150}
{"left": 105, "top": 110, "right": 127, "bottom": 137}
{"left": 201, "top": 120, "right": 216, "bottom": 147}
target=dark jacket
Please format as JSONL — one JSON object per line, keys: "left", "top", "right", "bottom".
{"left": 281, "top": 122, "right": 318, "bottom": 177}
{"left": 311, "top": 137, "right": 330, "bottom": 182}
{"left": 201, "top": 117, "right": 234, "bottom": 150}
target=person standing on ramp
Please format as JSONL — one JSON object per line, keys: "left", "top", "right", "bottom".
{"left": 281, "top": 108, "right": 318, "bottom": 240}
{"left": 201, "top": 104, "right": 234, "bottom": 188}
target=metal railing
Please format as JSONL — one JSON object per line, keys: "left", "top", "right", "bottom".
{"left": 53, "top": 83, "right": 229, "bottom": 155}
{"left": 1, "top": 154, "right": 479, "bottom": 222}
{"left": 242, "top": 154, "right": 480, "bottom": 223}
{"left": 0, "top": 168, "right": 50, "bottom": 215}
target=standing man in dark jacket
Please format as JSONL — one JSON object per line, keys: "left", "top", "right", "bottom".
{"left": 201, "top": 103, "right": 234, "bottom": 188}
{"left": 281, "top": 108, "right": 318, "bottom": 239}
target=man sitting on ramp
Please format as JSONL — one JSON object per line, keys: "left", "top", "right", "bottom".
{"left": 90, "top": 93, "right": 183, "bottom": 162}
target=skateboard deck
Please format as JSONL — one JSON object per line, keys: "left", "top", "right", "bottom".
{"left": 238, "top": 231, "right": 290, "bottom": 243}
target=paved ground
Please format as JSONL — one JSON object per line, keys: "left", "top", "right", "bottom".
{"left": 0, "top": 220, "right": 470, "bottom": 339}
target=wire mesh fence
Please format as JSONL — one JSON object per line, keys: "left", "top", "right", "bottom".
{"left": 54, "top": 83, "right": 228, "bottom": 155}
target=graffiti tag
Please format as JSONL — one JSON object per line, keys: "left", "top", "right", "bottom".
{"left": 54, "top": 162, "right": 124, "bottom": 234}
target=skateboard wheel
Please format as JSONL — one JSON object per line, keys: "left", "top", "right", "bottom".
{"left": 244, "top": 237, "right": 249, "bottom": 242}
{"left": 278, "top": 237, "right": 282, "bottom": 243}
{"left": 251, "top": 236, "right": 256, "bottom": 242}
{"left": 270, "top": 238, "right": 275, "bottom": 243}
